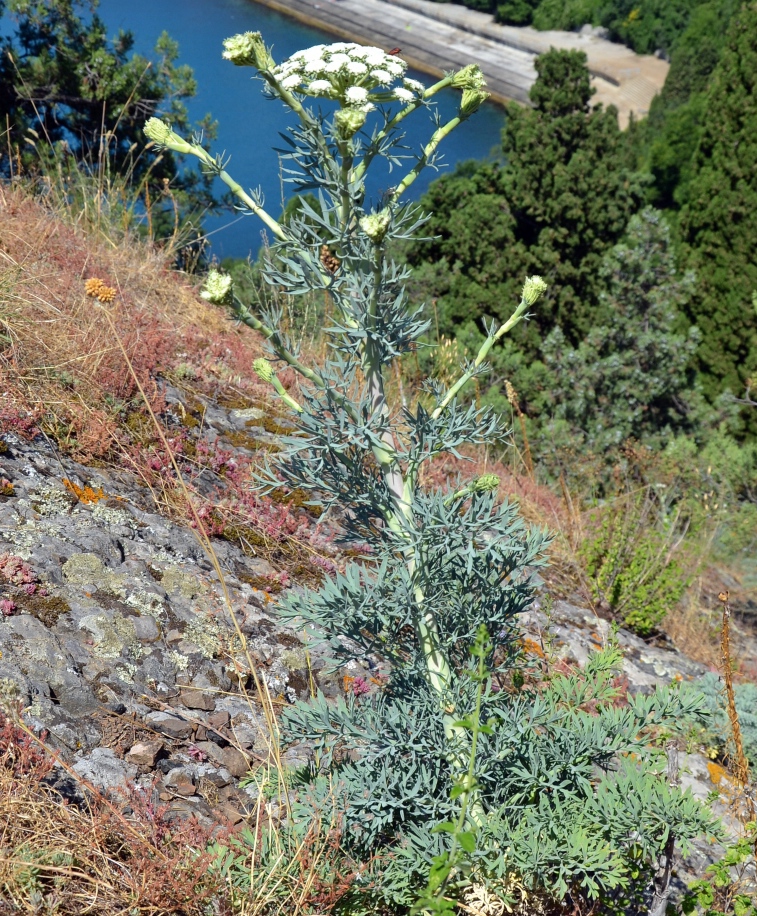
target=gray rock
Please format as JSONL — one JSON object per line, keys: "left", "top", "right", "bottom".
{"left": 72, "top": 748, "right": 137, "bottom": 791}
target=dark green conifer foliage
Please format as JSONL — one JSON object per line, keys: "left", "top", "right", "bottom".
{"left": 541, "top": 209, "right": 701, "bottom": 453}
{"left": 0, "top": 0, "right": 216, "bottom": 241}
{"left": 679, "top": 0, "right": 757, "bottom": 406}
{"left": 407, "top": 50, "right": 645, "bottom": 359}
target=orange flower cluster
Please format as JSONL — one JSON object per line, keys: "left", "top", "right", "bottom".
{"left": 84, "top": 277, "right": 117, "bottom": 303}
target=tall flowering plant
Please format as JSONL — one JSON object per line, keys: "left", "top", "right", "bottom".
{"left": 146, "top": 34, "right": 717, "bottom": 914}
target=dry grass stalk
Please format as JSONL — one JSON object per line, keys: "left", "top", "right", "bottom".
{"left": 718, "top": 590, "right": 752, "bottom": 800}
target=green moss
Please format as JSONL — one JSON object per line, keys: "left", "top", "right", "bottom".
{"left": 222, "top": 429, "right": 273, "bottom": 451}
{"left": 0, "top": 438, "right": 8, "bottom": 455}
{"left": 220, "top": 524, "right": 267, "bottom": 553}
{"left": 0, "top": 482, "right": 14, "bottom": 497}
{"left": 269, "top": 487, "right": 323, "bottom": 518}
{"left": 237, "top": 572, "right": 285, "bottom": 593}
{"left": 15, "top": 594, "right": 71, "bottom": 627}
{"left": 216, "top": 393, "right": 259, "bottom": 411}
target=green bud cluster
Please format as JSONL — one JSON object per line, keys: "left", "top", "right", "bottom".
{"left": 522, "top": 275, "right": 548, "bottom": 305}
{"left": 222, "top": 31, "right": 275, "bottom": 70}
{"left": 200, "top": 269, "right": 233, "bottom": 305}
{"left": 143, "top": 117, "right": 194, "bottom": 155}
{"left": 359, "top": 210, "right": 392, "bottom": 244}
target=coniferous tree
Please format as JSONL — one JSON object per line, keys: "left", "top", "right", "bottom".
{"left": 679, "top": 0, "right": 757, "bottom": 408}
{"left": 540, "top": 209, "right": 702, "bottom": 453}
{"left": 407, "top": 49, "right": 645, "bottom": 360}
{"left": 0, "top": 0, "right": 217, "bottom": 242}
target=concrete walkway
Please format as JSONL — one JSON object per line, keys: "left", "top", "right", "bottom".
{"left": 249, "top": 0, "right": 668, "bottom": 127}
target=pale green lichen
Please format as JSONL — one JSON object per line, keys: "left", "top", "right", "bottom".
{"left": 125, "top": 590, "right": 165, "bottom": 618}
{"left": 161, "top": 567, "right": 202, "bottom": 600}
{"left": 280, "top": 648, "right": 308, "bottom": 670}
{"left": 167, "top": 649, "right": 190, "bottom": 672}
{"left": 62, "top": 553, "right": 126, "bottom": 597}
{"left": 183, "top": 618, "right": 222, "bottom": 659}
{"left": 6, "top": 518, "right": 64, "bottom": 556}
{"left": 30, "top": 484, "right": 74, "bottom": 517}
{"left": 92, "top": 503, "right": 136, "bottom": 530}
{"left": 0, "top": 677, "right": 20, "bottom": 717}
{"left": 78, "top": 612, "right": 141, "bottom": 660}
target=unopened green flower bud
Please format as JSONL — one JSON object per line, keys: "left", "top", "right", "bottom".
{"left": 360, "top": 210, "right": 391, "bottom": 244}
{"left": 522, "top": 275, "right": 548, "bottom": 306}
{"left": 200, "top": 269, "right": 233, "bottom": 305}
{"left": 144, "top": 118, "right": 194, "bottom": 155}
{"left": 222, "top": 32, "right": 275, "bottom": 70}
{"left": 460, "top": 88, "right": 490, "bottom": 117}
{"left": 450, "top": 64, "right": 486, "bottom": 91}
{"left": 334, "top": 107, "right": 368, "bottom": 140}
{"left": 253, "top": 358, "right": 274, "bottom": 383}
{"left": 471, "top": 474, "right": 500, "bottom": 493}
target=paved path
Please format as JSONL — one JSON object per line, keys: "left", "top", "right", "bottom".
{"left": 248, "top": 0, "right": 668, "bottom": 126}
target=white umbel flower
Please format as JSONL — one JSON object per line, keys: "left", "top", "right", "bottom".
{"left": 345, "top": 85, "right": 369, "bottom": 105}
{"left": 392, "top": 87, "right": 415, "bottom": 102}
{"left": 280, "top": 73, "right": 302, "bottom": 90}
{"left": 309, "top": 79, "right": 333, "bottom": 93}
{"left": 370, "top": 69, "right": 393, "bottom": 85}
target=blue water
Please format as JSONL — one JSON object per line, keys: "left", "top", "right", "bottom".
{"left": 92, "top": 0, "right": 505, "bottom": 260}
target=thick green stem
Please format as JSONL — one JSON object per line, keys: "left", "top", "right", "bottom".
{"left": 389, "top": 114, "right": 464, "bottom": 205}
{"left": 353, "top": 75, "right": 454, "bottom": 184}
{"left": 432, "top": 292, "right": 531, "bottom": 420}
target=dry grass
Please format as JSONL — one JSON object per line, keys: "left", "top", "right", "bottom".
{"left": 0, "top": 708, "right": 237, "bottom": 915}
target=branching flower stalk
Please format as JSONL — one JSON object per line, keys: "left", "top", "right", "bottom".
{"left": 145, "top": 36, "right": 508, "bottom": 775}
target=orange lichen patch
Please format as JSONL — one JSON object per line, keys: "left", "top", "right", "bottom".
{"left": 84, "top": 277, "right": 117, "bottom": 303}
{"left": 707, "top": 761, "right": 731, "bottom": 785}
{"left": 521, "top": 637, "right": 545, "bottom": 658}
{"left": 62, "top": 478, "right": 108, "bottom": 504}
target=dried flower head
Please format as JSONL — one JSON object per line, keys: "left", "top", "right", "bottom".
{"left": 320, "top": 244, "right": 341, "bottom": 274}
{"left": 84, "top": 278, "right": 117, "bottom": 303}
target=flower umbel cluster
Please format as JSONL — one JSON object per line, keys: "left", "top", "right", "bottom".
{"left": 272, "top": 42, "right": 425, "bottom": 109}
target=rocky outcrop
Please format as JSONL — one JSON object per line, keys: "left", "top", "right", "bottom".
{"left": 0, "top": 424, "right": 351, "bottom": 825}
{"left": 0, "top": 416, "right": 749, "bottom": 892}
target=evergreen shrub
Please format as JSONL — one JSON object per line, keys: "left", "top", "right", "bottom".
{"left": 145, "top": 33, "right": 720, "bottom": 913}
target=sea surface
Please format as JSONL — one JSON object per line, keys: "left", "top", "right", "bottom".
{"left": 89, "top": 0, "right": 506, "bottom": 260}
